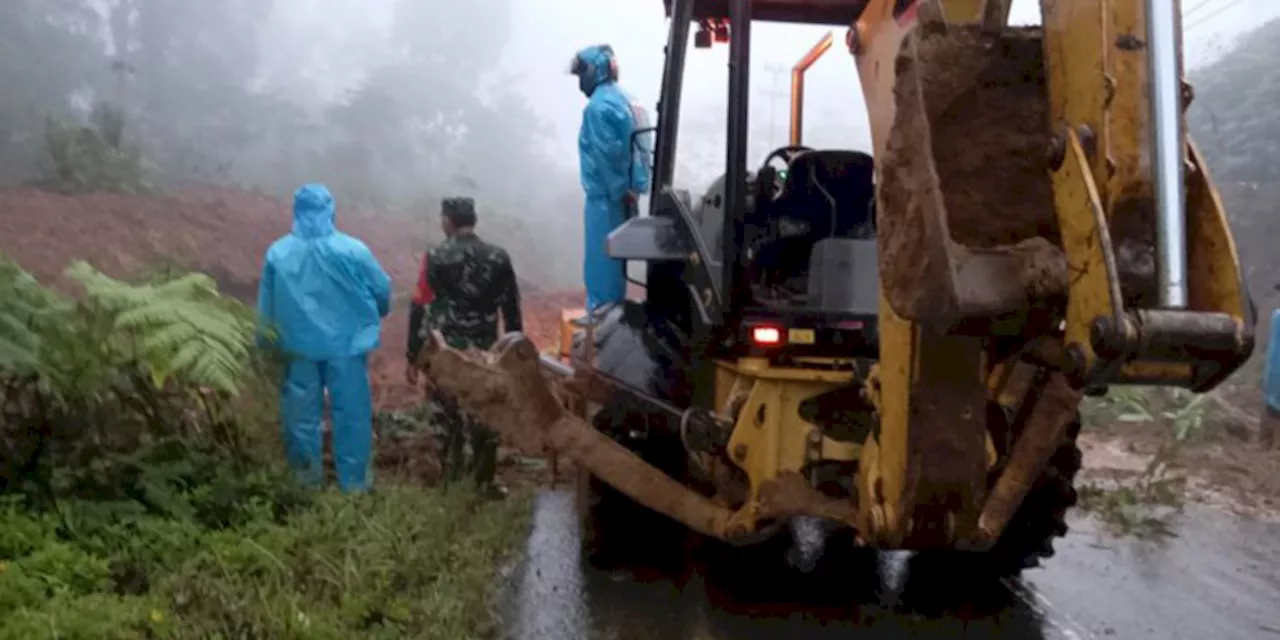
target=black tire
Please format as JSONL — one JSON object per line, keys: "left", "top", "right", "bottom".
{"left": 570, "top": 300, "right": 694, "bottom": 570}
{"left": 576, "top": 471, "right": 689, "bottom": 572}
{"left": 985, "top": 412, "right": 1083, "bottom": 576}
{"left": 574, "top": 405, "right": 690, "bottom": 571}
{"left": 575, "top": 466, "right": 622, "bottom": 562}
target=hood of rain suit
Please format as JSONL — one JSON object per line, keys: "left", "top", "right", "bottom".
{"left": 256, "top": 183, "right": 392, "bottom": 361}
{"left": 292, "top": 183, "right": 337, "bottom": 238}
{"left": 572, "top": 45, "right": 617, "bottom": 97}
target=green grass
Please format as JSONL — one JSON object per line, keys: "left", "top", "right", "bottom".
{"left": 0, "top": 484, "right": 531, "bottom": 639}
{"left": 0, "top": 258, "right": 534, "bottom": 639}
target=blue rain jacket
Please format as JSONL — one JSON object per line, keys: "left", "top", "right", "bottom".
{"left": 257, "top": 184, "right": 392, "bottom": 360}
{"left": 575, "top": 45, "right": 652, "bottom": 311}
{"left": 1265, "top": 309, "right": 1280, "bottom": 412}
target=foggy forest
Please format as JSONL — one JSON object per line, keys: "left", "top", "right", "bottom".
{"left": 1, "top": 0, "right": 1274, "bottom": 304}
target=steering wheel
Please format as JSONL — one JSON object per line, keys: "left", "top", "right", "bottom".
{"left": 759, "top": 144, "right": 814, "bottom": 173}
{"left": 756, "top": 144, "right": 814, "bottom": 202}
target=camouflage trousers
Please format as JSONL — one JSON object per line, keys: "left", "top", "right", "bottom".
{"left": 431, "top": 391, "right": 500, "bottom": 488}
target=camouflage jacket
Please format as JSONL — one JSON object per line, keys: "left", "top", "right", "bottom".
{"left": 407, "top": 231, "right": 522, "bottom": 360}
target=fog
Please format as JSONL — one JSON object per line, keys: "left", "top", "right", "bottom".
{"left": 1, "top": 0, "right": 1274, "bottom": 289}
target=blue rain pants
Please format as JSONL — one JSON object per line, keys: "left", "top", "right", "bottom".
{"left": 584, "top": 195, "right": 627, "bottom": 311}
{"left": 280, "top": 354, "right": 373, "bottom": 493}
{"left": 1264, "top": 309, "right": 1280, "bottom": 413}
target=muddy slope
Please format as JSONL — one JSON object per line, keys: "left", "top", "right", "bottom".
{"left": 0, "top": 187, "right": 578, "bottom": 409}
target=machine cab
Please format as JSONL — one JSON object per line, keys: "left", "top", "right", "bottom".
{"left": 747, "top": 147, "right": 877, "bottom": 313}
{"left": 594, "top": 0, "right": 881, "bottom": 360}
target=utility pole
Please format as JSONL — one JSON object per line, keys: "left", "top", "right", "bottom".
{"left": 761, "top": 64, "right": 788, "bottom": 147}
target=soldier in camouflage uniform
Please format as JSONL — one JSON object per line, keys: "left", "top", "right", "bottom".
{"left": 406, "top": 197, "right": 523, "bottom": 497}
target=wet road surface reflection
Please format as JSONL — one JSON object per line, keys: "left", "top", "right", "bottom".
{"left": 501, "top": 491, "right": 1280, "bottom": 640}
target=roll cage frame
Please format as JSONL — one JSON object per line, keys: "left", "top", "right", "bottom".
{"left": 628, "top": 0, "right": 876, "bottom": 342}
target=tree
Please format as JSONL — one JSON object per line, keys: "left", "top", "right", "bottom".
{"left": 1187, "top": 17, "right": 1280, "bottom": 347}
{"left": 0, "top": 0, "right": 105, "bottom": 182}
{"left": 100, "top": 0, "right": 279, "bottom": 185}
{"left": 1189, "top": 18, "right": 1280, "bottom": 188}
{"left": 322, "top": 0, "right": 559, "bottom": 209}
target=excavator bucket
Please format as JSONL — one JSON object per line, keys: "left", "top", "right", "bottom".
{"left": 852, "top": 0, "right": 1252, "bottom": 548}
{"left": 855, "top": 0, "right": 1250, "bottom": 383}
{"left": 859, "top": 5, "right": 1068, "bottom": 326}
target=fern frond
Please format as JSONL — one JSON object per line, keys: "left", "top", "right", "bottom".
{"left": 0, "top": 257, "right": 62, "bottom": 376}
{"left": 66, "top": 262, "right": 259, "bottom": 396}
{"left": 0, "top": 309, "right": 39, "bottom": 354}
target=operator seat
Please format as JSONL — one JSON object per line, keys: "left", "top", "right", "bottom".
{"left": 752, "top": 150, "right": 876, "bottom": 288}
{"left": 783, "top": 149, "right": 876, "bottom": 239}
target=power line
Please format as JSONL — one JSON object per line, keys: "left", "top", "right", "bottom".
{"left": 1183, "top": 0, "right": 1216, "bottom": 19}
{"left": 1186, "top": 0, "right": 1251, "bottom": 32}
{"left": 760, "top": 64, "right": 788, "bottom": 146}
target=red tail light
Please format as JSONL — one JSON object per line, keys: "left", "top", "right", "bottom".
{"left": 713, "top": 21, "right": 730, "bottom": 43}
{"left": 751, "top": 325, "right": 783, "bottom": 346}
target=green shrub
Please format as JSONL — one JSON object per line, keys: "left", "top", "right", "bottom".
{"left": 0, "top": 592, "right": 165, "bottom": 640}
{"left": 0, "top": 257, "right": 270, "bottom": 500}
{"left": 0, "top": 257, "right": 531, "bottom": 638}
{"left": 154, "top": 487, "right": 530, "bottom": 639}
{"left": 0, "top": 498, "right": 56, "bottom": 560}
{"left": 0, "top": 488, "right": 529, "bottom": 639}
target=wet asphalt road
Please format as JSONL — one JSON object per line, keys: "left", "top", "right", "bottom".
{"left": 500, "top": 490, "right": 1280, "bottom": 640}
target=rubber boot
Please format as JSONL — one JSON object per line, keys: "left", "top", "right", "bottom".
{"left": 442, "top": 412, "right": 467, "bottom": 488}
{"left": 471, "top": 425, "right": 506, "bottom": 500}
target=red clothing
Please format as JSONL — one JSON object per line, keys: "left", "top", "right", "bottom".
{"left": 412, "top": 254, "right": 434, "bottom": 305}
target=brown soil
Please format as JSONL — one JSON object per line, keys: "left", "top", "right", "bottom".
{"left": 1079, "top": 420, "right": 1280, "bottom": 521}
{"left": 0, "top": 186, "right": 435, "bottom": 303}
{"left": 339, "top": 428, "right": 573, "bottom": 489}
{"left": 372, "top": 431, "right": 444, "bottom": 486}
{"left": 918, "top": 25, "right": 1056, "bottom": 248}
{"left": 878, "top": 24, "right": 1057, "bottom": 319}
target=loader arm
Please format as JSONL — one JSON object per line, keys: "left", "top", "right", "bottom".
{"left": 416, "top": 331, "right": 859, "bottom": 542}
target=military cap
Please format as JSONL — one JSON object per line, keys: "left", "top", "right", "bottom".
{"left": 441, "top": 197, "right": 478, "bottom": 228}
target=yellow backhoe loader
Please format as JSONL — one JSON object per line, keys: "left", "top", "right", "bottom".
{"left": 417, "top": 0, "right": 1255, "bottom": 575}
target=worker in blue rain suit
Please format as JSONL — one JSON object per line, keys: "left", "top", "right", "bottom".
{"left": 569, "top": 44, "right": 653, "bottom": 311}
{"left": 257, "top": 183, "right": 392, "bottom": 493}
{"left": 1262, "top": 308, "right": 1280, "bottom": 449}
